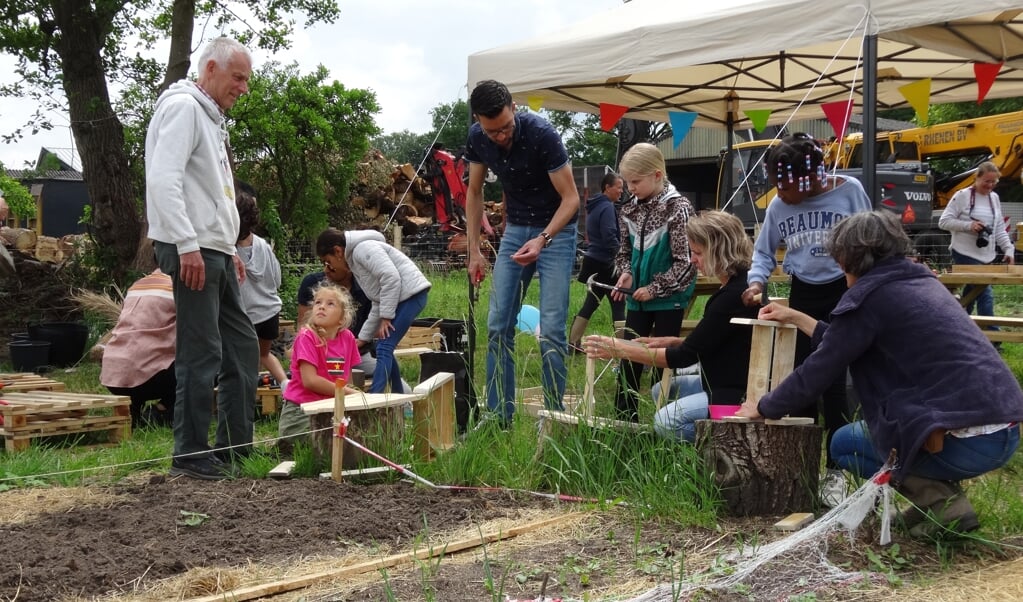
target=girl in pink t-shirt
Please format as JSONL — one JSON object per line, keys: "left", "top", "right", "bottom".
{"left": 279, "top": 284, "right": 361, "bottom": 443}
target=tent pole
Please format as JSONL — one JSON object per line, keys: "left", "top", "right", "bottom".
{"left": 862, "top": 34, "right": 878, "bottom": 206}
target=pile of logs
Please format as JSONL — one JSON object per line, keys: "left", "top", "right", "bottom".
{"left": 0, "top": 227, "right": 86, "bottom": 269}
{"left": 348, "top": 149, "right": 503, "bottom": 235}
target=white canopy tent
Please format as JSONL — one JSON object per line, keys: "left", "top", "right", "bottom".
{"left": 467, "top": 0, "right": 1023, "bottom": 130}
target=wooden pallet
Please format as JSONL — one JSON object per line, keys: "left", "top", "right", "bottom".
{"left": 0, "top": 373, "right": 67, "bottom": 392}
{"left": 256, "top": 386, "right": 281, "bottom": 415}
{"left": 0, "top": 391, "right": 131, "bottom": 451}
{"left": 396, "top": 325, "right": 442, "bottom": 351}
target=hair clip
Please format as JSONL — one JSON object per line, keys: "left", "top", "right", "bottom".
{"left": 818, "top": 164, "right": 828, "bottom": 190}
{"left": 787, "top": 163, "right": 794, "bottom": 184}
{"left": 776, "top": 161, "right": 784, "bottom": 189}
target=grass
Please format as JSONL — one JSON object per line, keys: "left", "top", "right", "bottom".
{"left": 2, "top": 266, "right": 1023, "bottom": 543}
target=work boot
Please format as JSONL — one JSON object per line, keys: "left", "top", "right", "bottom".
{"left": 568, "top": 316, "right": 589, "bottom": 354}
{"left": 896, "top": 475, "right": 979, "bottom": 536}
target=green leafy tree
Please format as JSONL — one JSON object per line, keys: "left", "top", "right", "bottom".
{"left": 230, "top": 62, "right": 381, "bottom": 243}
{"left": 543, "top": 110, "right": 617, "bottom": 167}
{"left": 372, "top": 130, "right": 434, "bottom": 165}
{"left": 429, "top": 99, "right": 470, "bottom": 154}
{"left": 0, "top": 0, "right": 339, "bottom": 280}
{"left": 0, "top": 171, "right": 36, "bottom": 219}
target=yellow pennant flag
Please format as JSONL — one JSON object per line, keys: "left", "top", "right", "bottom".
{"left": 898, "top": 79, "right": 931, "bottom": 125}
{"left": 527, "top": 96, "right": 544, "bottom": 112}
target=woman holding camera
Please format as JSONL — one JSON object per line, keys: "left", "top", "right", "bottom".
{"left": 939, "top": 161, "right": 1015, "bottom": 331}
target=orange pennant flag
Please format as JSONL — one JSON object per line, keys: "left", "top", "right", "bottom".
{"left": 527, "top": 95, "right": 545, "bottom": 112}
{"left": 898, "top": 78, "right": 932, "bottom": 125}
{"left": 974, "top": 62, "right": 1003, "bottom": 104}
{"left": 821, "top": 100, "right": 854, "bottom": 140}
{"left": 599, "top": 103, "right": 630, "bottom": 132}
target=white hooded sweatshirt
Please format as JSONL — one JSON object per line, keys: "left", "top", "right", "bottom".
{"left": 145, "top": 80, "right": 239, "bottom": 256}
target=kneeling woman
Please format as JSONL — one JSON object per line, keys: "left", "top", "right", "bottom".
{"left": 737, "top": 211, "right": 1023, "bottom": 535}
{"left": 583, "top": 211, "right": 758, "bottom": 441}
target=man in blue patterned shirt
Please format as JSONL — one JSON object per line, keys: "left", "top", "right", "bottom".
{"left": 464, "top": 80, "right": 580, "bottom": 428}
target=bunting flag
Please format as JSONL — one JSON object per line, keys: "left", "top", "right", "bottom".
{"left": 974, "top": 62, "right": 1003, "bottom": 104}
{"left": 821, "top": 100, "right": 854, "bottom": 140}
{"left": 898, "top": 78, "right": 932, "bottom": 125}
{"left": 527, "top": 95, "right": 545, "bottom": 112}
{"left": 668, "top": 111, "right": 698, "bottom": 147}
{"left": 599, "top": 103, "right": 630, "bottom": 131}
{"left": 743, "top": 109, "right": 772, "bottom": 133}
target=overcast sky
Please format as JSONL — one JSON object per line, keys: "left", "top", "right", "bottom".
{"left": 0, "top": 0, "right": 622, "bottom": 170}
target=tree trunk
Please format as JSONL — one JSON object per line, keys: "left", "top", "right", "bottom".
{"left": 695, "top": 420, "right": 823, "bottom": 516}
{"left": 50, "top": 0, "right": 141, "bottom": 281}
{"left": 159, "top": 0, "right": 196, "bottom": 94}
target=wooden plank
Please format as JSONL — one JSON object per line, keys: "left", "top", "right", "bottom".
{"left": 770, "top": 326, "right": 797, "bottom": 389}
{"left": 729, "top": 317, "right": 798, "bottom": 329}
{"left": 301, "top": 392, "right": 424, "bottom": 415}
{"left": 412, "top": 372, "right": 456, "bottom": 459}
{"left": 951, "top": 264, "right": 1023, "bottom": 274}
{"left": 268, "top": 461, "right": 295, "bottom": 479}
{"left": 937, "top": 273, "right": 1023, "bottom": 285}
{"left": 971, "top": 316, "right": 1023, "bottom": 327}
{"left": 774, "top": 512, "right": 815, "bottom": 531}
{"left": 185, "top": 512, "right": 586, "bottom": 602}
{"left": 746, "top": 324, "right": 774, "bottom": 405}
{"left": 393, "top": 346, "right": 436, "bottom": 359}
{"left": 538, "top": 409, "right": 647, "bottom": 432}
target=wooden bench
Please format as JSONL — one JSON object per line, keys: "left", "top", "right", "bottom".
{"left": 938, "top": 264, "right": 1023, "bottom": 308}
{"left": 301, "top": 371, "right": 456, "bottom": 465}
{"left": 971, "top": 315, "right": 1023, "bottom": 343}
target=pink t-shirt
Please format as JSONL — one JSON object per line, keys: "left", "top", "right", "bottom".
{"left": 284, "top": 327, "right": 361, "bottom": 404}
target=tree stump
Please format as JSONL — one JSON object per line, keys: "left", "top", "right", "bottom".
{"left": 695, "top": 419, "right": 822, "bottom": 516}
{"left": 310, "top": 405, "right": 405, "bottom": 471}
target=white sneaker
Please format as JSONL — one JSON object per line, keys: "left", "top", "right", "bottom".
{"left": 821, "top": 468, "right": 848, "bottom": 508}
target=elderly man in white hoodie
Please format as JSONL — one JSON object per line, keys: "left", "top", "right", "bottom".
{"left": 145, "top": 36, "right": 259, "bottom": 481}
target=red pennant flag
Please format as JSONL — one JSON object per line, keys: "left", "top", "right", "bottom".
{"left": 599, "top": 103, "right": 630, "bottom": 132}
{"left": 974, "top": 62, "right": 1003, "bottom": 104}
{"left": 821, "top": 100, "right": 854, "bottom": 140}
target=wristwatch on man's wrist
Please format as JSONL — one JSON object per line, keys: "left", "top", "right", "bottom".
{"left": 539, "top": 231, "right": 553, "bottom": 248}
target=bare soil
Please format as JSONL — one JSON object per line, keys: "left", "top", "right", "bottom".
{"left": 1, "top": 476, "right": 1021, "bottom": 602}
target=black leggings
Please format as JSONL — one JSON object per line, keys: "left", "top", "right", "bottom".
{"left": 575, "top": 257, "right": 625, "bottom": 323}
{"left": 615, "top": 307, "right": 685, "bottom": 421}
{"left": 788, "top": 276, "right": 853, "bottom": 466}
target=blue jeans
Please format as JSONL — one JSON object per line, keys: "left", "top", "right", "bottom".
{"left": 651, "top": 375, "right": 707, "bottom": 442}
{"left": 830, "top": 420, "right": 1020, "bottom": 481}
{"left": 486, "top": 223, "right": 576, "bottom": 419}
{"left": 950, "top": 250, "right": 996, "bottom": 320}
{"left": 369, "top": 289, "right": 429, "bottom": 393}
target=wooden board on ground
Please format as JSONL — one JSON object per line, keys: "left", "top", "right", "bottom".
{"left": 537, "top": 409, "right": 647, "bottom": 432}
{"left": 268, "top": 461, "right": 403, "bottom": 482}
{"left": 774, "top": 512, "right": 815, "bottom": 531}
{"left": 0, "top": 373, "right": 66, "bottom": 392}
{"left": 0, "top": 391, "right": 131, "bottom": 451}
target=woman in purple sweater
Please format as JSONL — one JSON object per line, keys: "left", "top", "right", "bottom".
{"left": 738, "top": 211, "right": 1023, "bottom": 536}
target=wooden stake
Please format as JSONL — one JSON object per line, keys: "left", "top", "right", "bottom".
{"left": 331, "top": 379, "right": 346, "bottom": 483}
{"left": 185, "top": 512, "right": 586, "bottom": 602}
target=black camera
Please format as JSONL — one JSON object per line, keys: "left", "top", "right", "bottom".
{"left": 976, "top": 225, "right": 993, "bottom": 248}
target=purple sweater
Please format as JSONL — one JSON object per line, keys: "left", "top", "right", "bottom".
{"left": 757, "top": 258, "right": 1023, "bottom": 478}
